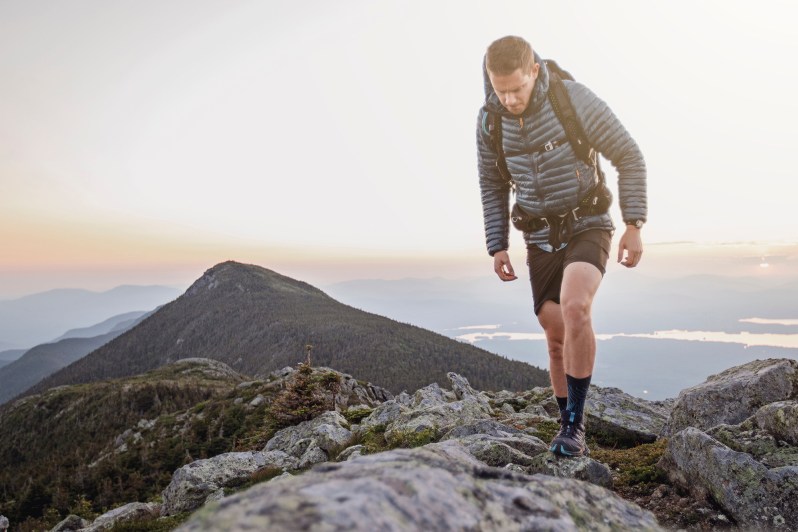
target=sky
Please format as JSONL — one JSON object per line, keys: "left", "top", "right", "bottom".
{"left": 2, "top": 0, "right": 797, "bottom": 298}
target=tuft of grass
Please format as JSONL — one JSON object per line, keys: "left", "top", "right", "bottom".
{"left": 342, "top": 407, "right": 373, "bottom": 425}
{"left": 386, "top": 427, "right": 438, "bottom": 449}
{"left": 358, "top": 424, "right": 388, "bottom": 454}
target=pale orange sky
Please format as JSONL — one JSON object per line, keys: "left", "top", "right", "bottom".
{"left": 2, "top": 1, "right": 797, "bottom": 298}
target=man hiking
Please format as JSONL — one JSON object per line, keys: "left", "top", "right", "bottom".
{"left": 477, "top": 35, "right": 647, "bottom": 457}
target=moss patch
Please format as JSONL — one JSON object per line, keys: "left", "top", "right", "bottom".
{"left": 591, "top": 439, "right": 668, "bottom": 491}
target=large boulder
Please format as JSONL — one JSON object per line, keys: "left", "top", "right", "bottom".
{"left": 177, "top": 440, "right": 663, "bottom": 531}
{"left": 525, "top": 453, "right": 614, "bottom": 489}
{"left": 50, "top": 514, "right": 90, "bottom": 531}
{"left": 708, "top": 402, "right": 798, "bottom": 468}
{"left": 664, "top": 358, "right": 798, "bottom": 435}
{"left": 161, "top": 450, "right": 297, "bottom": 515}
{"left": 584, "top": 386, "right": 670, "bottom": 445}
{"left": 659, "top": 427, "right": 798, "bottom": 529}
{"left": 450, "top": 433, "right": 549, "bottom": 468}
{"left": 81, "top": 502, "right": 161, "bottom": 531}
{"left": 264, "top": 411, "right": 355, "bottom": 467}
{"left": 373, "top": 373, "right": 494, "bottom": 445}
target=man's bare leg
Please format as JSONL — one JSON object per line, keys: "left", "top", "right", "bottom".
{"left": 537, "top": 300, "right": 566, "bottom": 398}
{"left": 560, "top": 261, "right": 603, "bottom": 378}
{"left": 549, "top": 261, "right": 603, "bottom": 457}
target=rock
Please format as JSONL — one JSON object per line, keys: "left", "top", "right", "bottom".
{"left": 171, "top": 358, "right": 243, "bottom": 381}
{"left": 708, "top": 418, "right": 798, "bottom": 469}
{"left": 269, "top": 366, "right": 295, "bottom": 379}
{"left": 658, "top": 426, "right": 798, "bottom": 529}
{"left": 441, "top": 420, "right": 523, "bottom": 440}
{"left": 50, "top": 514, "right": 90, "bottom": 531}
{"left": 359, "top": 400, "right": 407, "bottom": 429}
{"left": 0, "top": 515, "right": 7, "bottom": 532}
{"left": 204, "top": 488, "right": 225, "bottom": 504}
{"left": 161, "top": 450, "right": 297, "bottom": 515}
{"left": 585, "top": 386, "right": 670, "bottom": 446}
{"left": 82, "top": 502, "right": 160, "bottom": 531}
{"left": 664, "top": 358, "right": 798, "bottom": 435}
{"left": 501, "top": 403, "right": 516, "bottom": 415}
{"left": 333, "top": 372, "right": 393, "bottom": 409}
{"left": 248, "top": 394, "right": 265, "bottom": 407}
{"left": 177, "top": 440, "right": 662, "bottom": 531}
{"left": 453, "top": 433, "right": 548, "bottom": 468}
{"left": 337, "top": 445, "right": 365, "bottom": 461}
{"left": 395, "top": 391, "right": 413, "bottom": 406}
{"left": 447, "top": 372, "right": 492, "bottom": 410}
{"left": 380, "top": 373, "right": 494, "bottom": 445}
{"left": 521, "top": 404, "right": 550, "bottom": 417}
{"left": 264, "top": 411, "right": 354, "bottom": 459}
{"left": 755, "top": 400, "right": 798, "bottom": 445}
{"left": 525, "top": 453, "right": 614, "bottom": 489}
{"left": 412, "top": 382, "right": 452, "bottom": 408}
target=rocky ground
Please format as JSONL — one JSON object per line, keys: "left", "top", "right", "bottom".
{"left": 34, "top": 357, "right": 798, "bottom": 531}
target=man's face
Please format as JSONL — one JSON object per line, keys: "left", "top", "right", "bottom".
{"left": 488, "top": 63, "right": 539, "bottom": 115}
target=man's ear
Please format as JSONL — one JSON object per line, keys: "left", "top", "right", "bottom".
{"left": 531, "top": 62, "right": 540, "bottom": 79}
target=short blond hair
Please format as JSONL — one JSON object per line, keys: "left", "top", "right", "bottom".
{"left": 486, "top": 35, "right": 535, "bottom": 75}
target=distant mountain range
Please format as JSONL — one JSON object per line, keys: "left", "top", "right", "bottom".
{"left": 0, "top": 311, "right": 153, "bottom": 405}
{"left": 26, "top": 262, "right": 548, "bottom": 397}
{"left": 0, "top": 285, "right": 182, "bottom": 349}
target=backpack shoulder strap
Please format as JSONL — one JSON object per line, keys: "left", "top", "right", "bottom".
{"left": 484, "top": 109, "right": 513, "bottom": 188}
{"left": 544, "top": 60, "right": 595, "bottom": 168}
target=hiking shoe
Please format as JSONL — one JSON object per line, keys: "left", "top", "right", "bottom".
{"left": 549, "top": 420, "right": 589, "bottom": 457}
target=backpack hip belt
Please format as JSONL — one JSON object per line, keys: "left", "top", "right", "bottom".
{"left": 510, "top": 184, "right": 611, "bottom": 248}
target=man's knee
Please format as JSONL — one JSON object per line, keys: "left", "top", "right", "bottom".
{"left": 561, "top": 297, "right": 592, "bottom": 328}
{"left": 547, "top": 340, "right": 564, "bottom": 362}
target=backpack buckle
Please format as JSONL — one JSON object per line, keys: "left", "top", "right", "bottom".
{"left": 544, "top": 141, "right": 555, "bottom": 152}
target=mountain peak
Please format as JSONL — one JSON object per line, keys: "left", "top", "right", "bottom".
{"left": 185, "top": 261, "right": 326, "bottom": 299}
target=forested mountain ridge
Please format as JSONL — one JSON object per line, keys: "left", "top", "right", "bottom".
{"left": 27, "top": 261, "right": 547, "bottom": 397}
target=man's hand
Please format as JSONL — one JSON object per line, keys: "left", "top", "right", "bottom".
{"left": 493, "top": 250, "right": 518, "bottom": 281}
{"left": 617, "top": 226, "right": 643, "bottom": 268}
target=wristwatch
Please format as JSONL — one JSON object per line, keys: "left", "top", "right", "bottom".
{"left": 627, "top": 220, "right": 644, "bottom": 229}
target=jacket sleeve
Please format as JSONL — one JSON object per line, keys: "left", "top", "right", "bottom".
{"left": 566, "top": 82, "right": 648, "bottom": 224}
{"left": 476, "top": 109, "right": 511, "bottom": 256}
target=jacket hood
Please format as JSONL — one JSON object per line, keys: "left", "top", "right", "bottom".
{"left": 482, "top": 50, "right": 550, "bottom": 117}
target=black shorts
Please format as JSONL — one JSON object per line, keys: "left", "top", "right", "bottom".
{"left": 526, "top": 229, "right": 612, "bottom": 315}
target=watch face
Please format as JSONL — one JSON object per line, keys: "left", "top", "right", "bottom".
{"left": 635, "top": 220, "right": 644, "bottom": 229}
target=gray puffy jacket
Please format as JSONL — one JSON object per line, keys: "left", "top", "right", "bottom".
{"left": 477, "top": 54, "right": 647, "bottom": 255}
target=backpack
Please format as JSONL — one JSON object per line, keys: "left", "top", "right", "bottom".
{"left": 482, "top": 59, "right": 611, "bottom": 245}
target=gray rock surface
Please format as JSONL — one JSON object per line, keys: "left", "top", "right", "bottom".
{"left": 178, "top": 440, "right": 662, "bottom": 531}
{"left": 664, "top": 358, "right": 798, "bottom": 435}
{"left": 377, "top": 373, "right": 494, "bottom": 445}
{"left": 442, "top": 419, "right": 523, "bottom": 440}
{"left": 337, "top": 444, "right": 365, "bottom": 461}
{"left": 264, "top": 411, "right": 354, "bottom": 463}
{"left": 0, "top": 515, "right": 8, "bottom": 531}
{"left": 452, "top": 433, "right": 548, "bottom": 468}
{"left": 659, "top": 427, "right": 798, "bottom": 529}
{"left": 50, "top": 514, "right": 90, "bottom": 532}
{"left": 161, "top": 450, "right": 297, "bottom": 515}
{"left": 82, "top": 502, "right": 161, "bottom": 531}
{"left": 708, "top": 407, "right": 798, "bottom": 469}
{"left": 585, "top": 386, "right": 670, "bottom": 445}
{"left": 525, "top": 453, "right": 614, "bottom": 489}
{"left": 755, "top": 400, "right": 798, "bottom": 445}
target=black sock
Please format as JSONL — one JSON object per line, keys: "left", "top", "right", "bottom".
{"left": 555, "top": 396, "right": 568, "bottom": 419}
{"left": 565, "top": 374, "right": 592, "bottom": 424}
